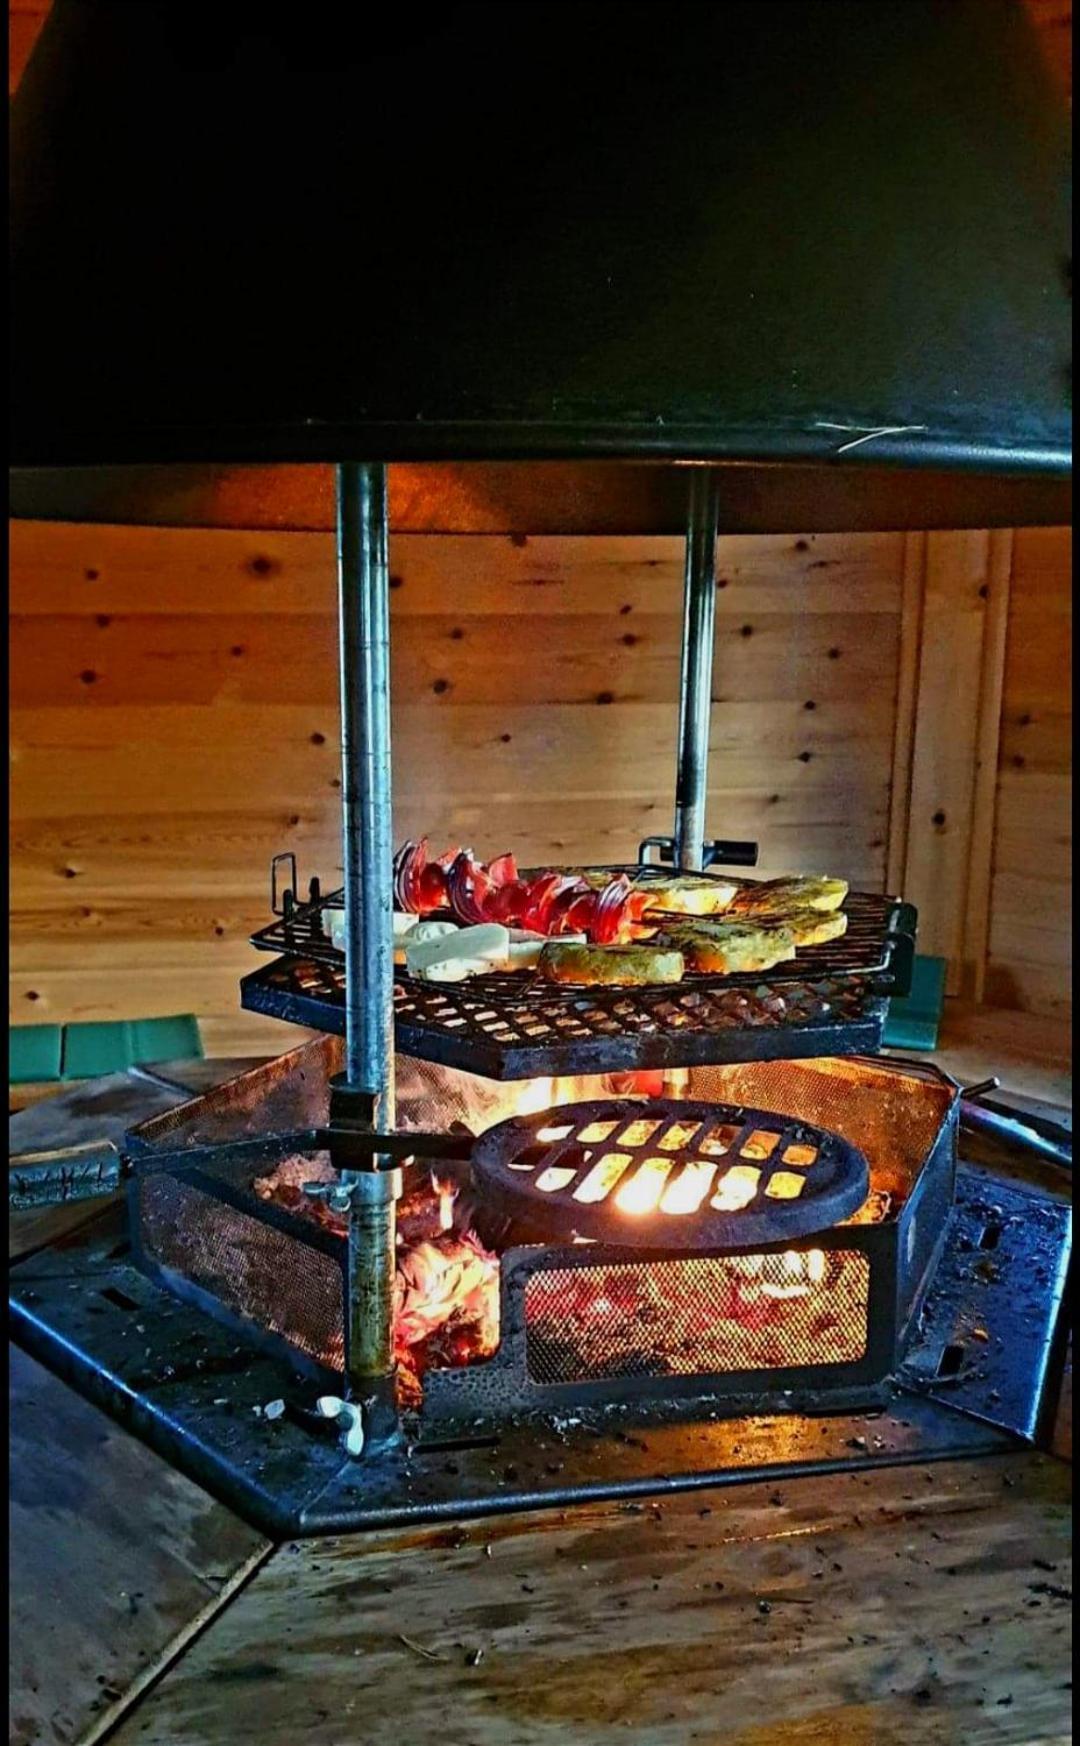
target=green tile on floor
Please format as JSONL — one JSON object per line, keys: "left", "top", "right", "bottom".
{"left": 9, "top": 1025, "right": 64, "bottom": 1085}
{"left": 61, "top": 1016, "right": 203, "bottom": 1080}
{"left": 883, "top": 955, "right": 947, "bottom": 1052}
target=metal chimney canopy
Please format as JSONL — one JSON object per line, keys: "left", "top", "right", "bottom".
{"left": 10, "top": 1, "right": 1072, "bottom": 484}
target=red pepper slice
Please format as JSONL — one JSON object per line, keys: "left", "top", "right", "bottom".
{"left": 418, "top": 860, "right": 451, "bottom": 911}
{"left": 488, "top": 879, "right": 530, "bottom": 926}
{"left": 522, "top": 873, "right": 583, "bottom": 935}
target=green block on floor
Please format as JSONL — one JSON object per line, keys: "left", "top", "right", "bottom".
{"left": 883, "top": 955, "right": 947, "bottom": 1052}
{"left": 9, "top": 1024, "right": 64, "bottom": 1084}
{"left": 61, "top": 1015, "right": 203, "bottom": 1080}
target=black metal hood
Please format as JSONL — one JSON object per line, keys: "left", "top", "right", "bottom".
{"left": 9, "top": 1, "right": 1072, "bottom": 498}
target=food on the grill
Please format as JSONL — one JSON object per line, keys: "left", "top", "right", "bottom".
{"left": 329, "top": 907, "right": 421, "bottom": 957}
{"left": 728, "top": 875, "right": 848, "bottom": 915}
{"left": 656, "top": 919, "right": 798, "bottom": 974}
{"left": 405, "top": 921, "right": 511, "bottom": 982}
{"left": 571, "top": 868, "right": 740, "bottom": 917}
{"left": 409, "top": 917, "right": 460, "bottom": 946}
{"left": 394, "top": 840, "right": 636, "bottom": 942}
{"left": 388, "top": 840, "right": 853, "bottom": 982}
{"left": 779, "top": 907, "right": 849, "bottom": 947}
{"left": 506, "top": 927, "right": 585, "bottom": 969}
{"left": 537, "top": 941, "right": 686, "bottom": 985}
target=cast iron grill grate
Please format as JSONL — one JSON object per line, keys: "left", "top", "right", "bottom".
{"left": 523, "top": 1250, "right": 871, "bottom": 1384}
{"left": 244, "top": 875, "right": 914, "bottom": 1076}
{"left": 470, "top": 1097, "right": 870, "bottom": 1247}
{"left": 241, "top": 955, "right": 892, "bottom": 1078}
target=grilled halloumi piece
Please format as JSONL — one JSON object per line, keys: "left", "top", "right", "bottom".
{"left": 776, "top": 907, "right": 849, "bottom": 947}
{"left": 727, "top": 875, "right": 848, "bottom": 916}
{"left": 656, "top": 918, "right": 798, "bottom": 974}
{"left": 536, "top": 942, "right": 685, "bottom": 986}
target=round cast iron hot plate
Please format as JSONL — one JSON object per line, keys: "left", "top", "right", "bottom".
{"left": 470, "top": 1098, "right": 870, "bottom": 1249}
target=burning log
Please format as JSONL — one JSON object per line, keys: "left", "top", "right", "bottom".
{"left": 253, "top": 1157, "right": 500, "bottom": 1407}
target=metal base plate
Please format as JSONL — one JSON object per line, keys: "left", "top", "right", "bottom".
{"left": 9, "top": 1169, "right": 1069, "bottom": 1539}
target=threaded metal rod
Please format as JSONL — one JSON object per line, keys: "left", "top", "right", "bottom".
{"left": 337, "top": 461, "right": 395, "bottom": 1111}
{"left": 673, "top": 469, "right": 721, "bottom": 872}
{"left": 336, "top": 461, "right": 399, "bottom": 1397}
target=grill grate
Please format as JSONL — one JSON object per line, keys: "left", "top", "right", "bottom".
{"left": 244, "top": 877, "right": 913, "bottom": 1077}
{"left": 242, "top": 955, "right": 891, "bottom": 1078}
{"left": 252, "top": 881, "right": 910, "bottom": 984}
{"left": 523, "top": 1251, "right": 870, "bottom": 1384}
{"left": 470, "top": 1097, "right": 870, "bottom": 1247}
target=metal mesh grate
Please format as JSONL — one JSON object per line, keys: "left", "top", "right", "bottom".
{"left": 137, "top": 1171, "right": 345, "bottom": 1373}
{"left": 686, "top": 1058, "right": 957, "bottom": 1207}
{"left": 244, "top": 880, "right": 911, "bottom": 1076}
{"left": 241, "top": 957, "right": 891, "bottom": 1077}
{"left": 524, "top": 1251, "right": 870, "bottom": 1384}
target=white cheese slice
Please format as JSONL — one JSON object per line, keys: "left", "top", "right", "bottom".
{"left": 328, "top": 908, "right": 421, "bottom": 957}
{"left": 405, "top": 922, "right": 510, "bottom": 982}
{"left": 408, "top": 918, "right": 459, "bottom": 946}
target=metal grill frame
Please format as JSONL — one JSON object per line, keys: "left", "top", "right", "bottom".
{"left": 244, "top": 871, "right": 915, "bottom": 1078}
{"left": 129, "top": 1149, "right": 347, "bottom": 1390}
{"left": 122, "top": 1058, "right": 958, "bottom": 1429}
{"left": 240, "top": 960, "right": 897, "bottom": 1080}
{"left": 424, "top": 1103, "right": 954, "bottom": 1423}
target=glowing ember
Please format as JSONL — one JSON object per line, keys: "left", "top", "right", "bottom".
{"left": 574, "top": 1152, "right": 633, "bottom": 1203}
{"left": 254, "top": 1158, "right": 500, "bottom": 1409}
{"left": 764, "top": 1170, "right": 805, "bottom": 1200}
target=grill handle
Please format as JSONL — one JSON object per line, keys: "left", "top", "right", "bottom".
{"left": 639, "top": 835, "right": 759, "bottom": 869}
{"left": 9, "top": 1127, "right": 475, "bottom": 1209}
{"left": 9, "top": 1141, "right": 124, "bottom": 1210}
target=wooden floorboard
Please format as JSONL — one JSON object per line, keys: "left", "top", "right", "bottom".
{"left": 107, "top": 1453, "right": 1071, "bottom": 1746}
{"left": 8, "top": 1350, "right": 269, "bottom": 1746}
{"left": 917, "top": 1001, "right": 1071, "bottom": 1110}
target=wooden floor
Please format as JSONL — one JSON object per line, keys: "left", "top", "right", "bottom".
{"left": 9, "top": 1022, "right": 1073, "bottom": 1746}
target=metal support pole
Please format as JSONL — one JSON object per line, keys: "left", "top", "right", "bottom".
{"left": 335, "top": 462, "right": 401, "bottom": 1411}
{"left": 672, "top": 468, "right": 721, "bottom": 871}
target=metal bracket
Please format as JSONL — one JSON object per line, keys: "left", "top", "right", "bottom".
{"left": 270, "top": 851, "right": 298, "bottom": 917}
{"left": 638, "top": 834, "right": 759, "bottom": 870}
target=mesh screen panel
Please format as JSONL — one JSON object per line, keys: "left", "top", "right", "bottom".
{"left": 523, "top": 1250, "right": 869, "bottom": 1384}
{"left": 687, "top": 1059, "right": 953, "bottom": 1205}
{"left": 138, "top": 1172, "right": 345, "bottom": 1371}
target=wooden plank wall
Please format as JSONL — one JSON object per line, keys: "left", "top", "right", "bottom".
{"left": 986, "top": 527, "right": 1072, "bottom": 1020}
{"left": 10, "top": 520, "right": 1072, "bottom": 1051}
{"left": 10, "top": 524, "right": 907, "bottom": 1055}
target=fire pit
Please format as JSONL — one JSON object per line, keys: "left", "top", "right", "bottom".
{"left": 11, "top": 1033, "right": 1069, "bottom": 1535}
